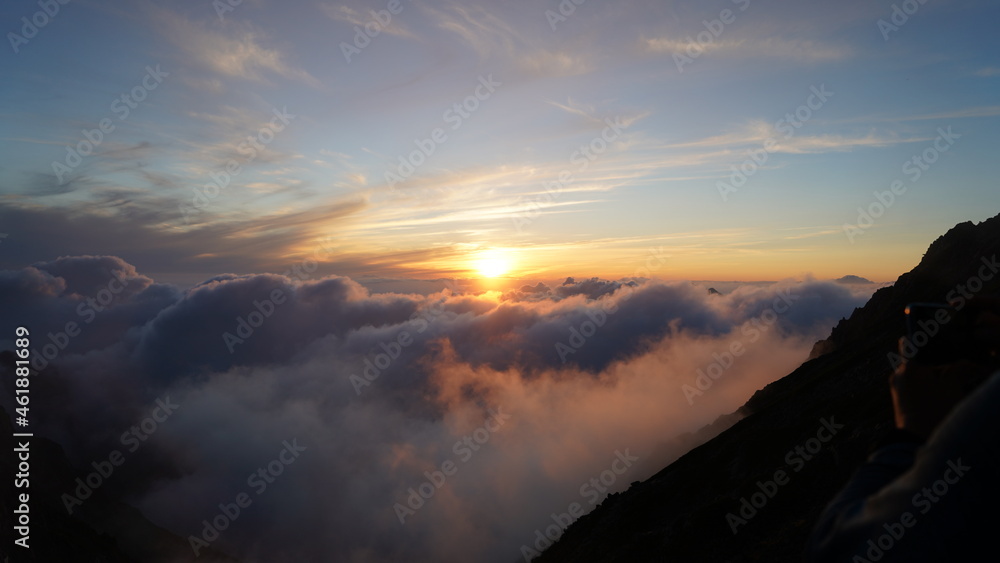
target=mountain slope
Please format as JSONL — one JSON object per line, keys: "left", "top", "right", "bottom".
{"left": 0, "top": 401, "right": 240, "bottom": 563}
{"left": 534, "top": 213, "right": 1000, "bottom": 562}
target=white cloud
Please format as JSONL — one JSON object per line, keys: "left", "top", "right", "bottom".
{"left": 320, "top": 3, "right": 418, "bottom": 39}
{"left": 156, "top": 9, "right": 321, "bottom": 87}
{"left": 664, "top": 120, "right": 920, "bottom": 154}
{"left": 643, "top": 35, "right": 851, "bottom": 62}
{"left": 422, "top": 2, "right": 594, "bottom": 77}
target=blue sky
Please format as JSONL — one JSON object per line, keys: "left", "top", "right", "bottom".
{"left": 2, "top": 0, "right": 998, "bottom": 282}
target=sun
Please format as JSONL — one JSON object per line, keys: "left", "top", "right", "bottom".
{"left": 475, "top": 250, "right": 512, "bottom": 278}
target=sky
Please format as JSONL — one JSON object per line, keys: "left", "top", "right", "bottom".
{"left": 3, "top": 2, "right": 999, "bottom": 562}
{"left": 2, "top": 0, "right": 998, "bottom": 284}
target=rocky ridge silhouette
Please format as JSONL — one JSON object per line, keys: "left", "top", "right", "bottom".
{"left": 534, "top": 213, "right": 1000, "bottom": 562}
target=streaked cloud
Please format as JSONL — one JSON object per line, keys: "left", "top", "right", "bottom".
{"left": 642, "top": 36, "right": 851, "bottom": 62}
{"left": 664, "top": 119, "right": 921, "bottom": 154}
{"left": 156, "top": 9, "right": 321, "bottom": 87}
{"left": 321, "top": 3, "right": 419, "bottom": 39}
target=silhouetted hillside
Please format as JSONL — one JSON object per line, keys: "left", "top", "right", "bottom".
{"left": 534, "top": 213, "right": 1000, "bottom": 562}
{"left": 0, "top": 400, "right": 239, "bottom": 563}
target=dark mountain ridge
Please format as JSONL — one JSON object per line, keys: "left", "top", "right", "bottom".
{"left": 534, "top": 213, "right": 1000, "bottom": 562}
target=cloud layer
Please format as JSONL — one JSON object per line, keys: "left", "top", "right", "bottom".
{"left": 0, "top": 256, "right": 875, "bottom": 562}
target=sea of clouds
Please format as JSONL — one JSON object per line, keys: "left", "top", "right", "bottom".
{"left": 0, "top": 255, "right": 876, "bottom": 562}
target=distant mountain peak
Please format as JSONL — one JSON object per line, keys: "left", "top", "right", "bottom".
{"left": 835, "top": 274, "right": 873, "bottom": 284}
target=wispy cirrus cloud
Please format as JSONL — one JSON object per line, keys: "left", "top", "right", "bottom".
{"left": 155, "top": 9, "right": 321, "bottom": 88}
{"left": 422, "top": 2, "right": 595, "bottom": 77}
{"left": 321, "top": 3, "right": 418, "bottom": 39}
{"left": 642, "top": 36, "right": 851, "bottom": 63}
{"left": 662, "top": 119, "right": 920, "bottom": 154}
{"left": 873, "top": 105, "right": 1000, "bottom": 122}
